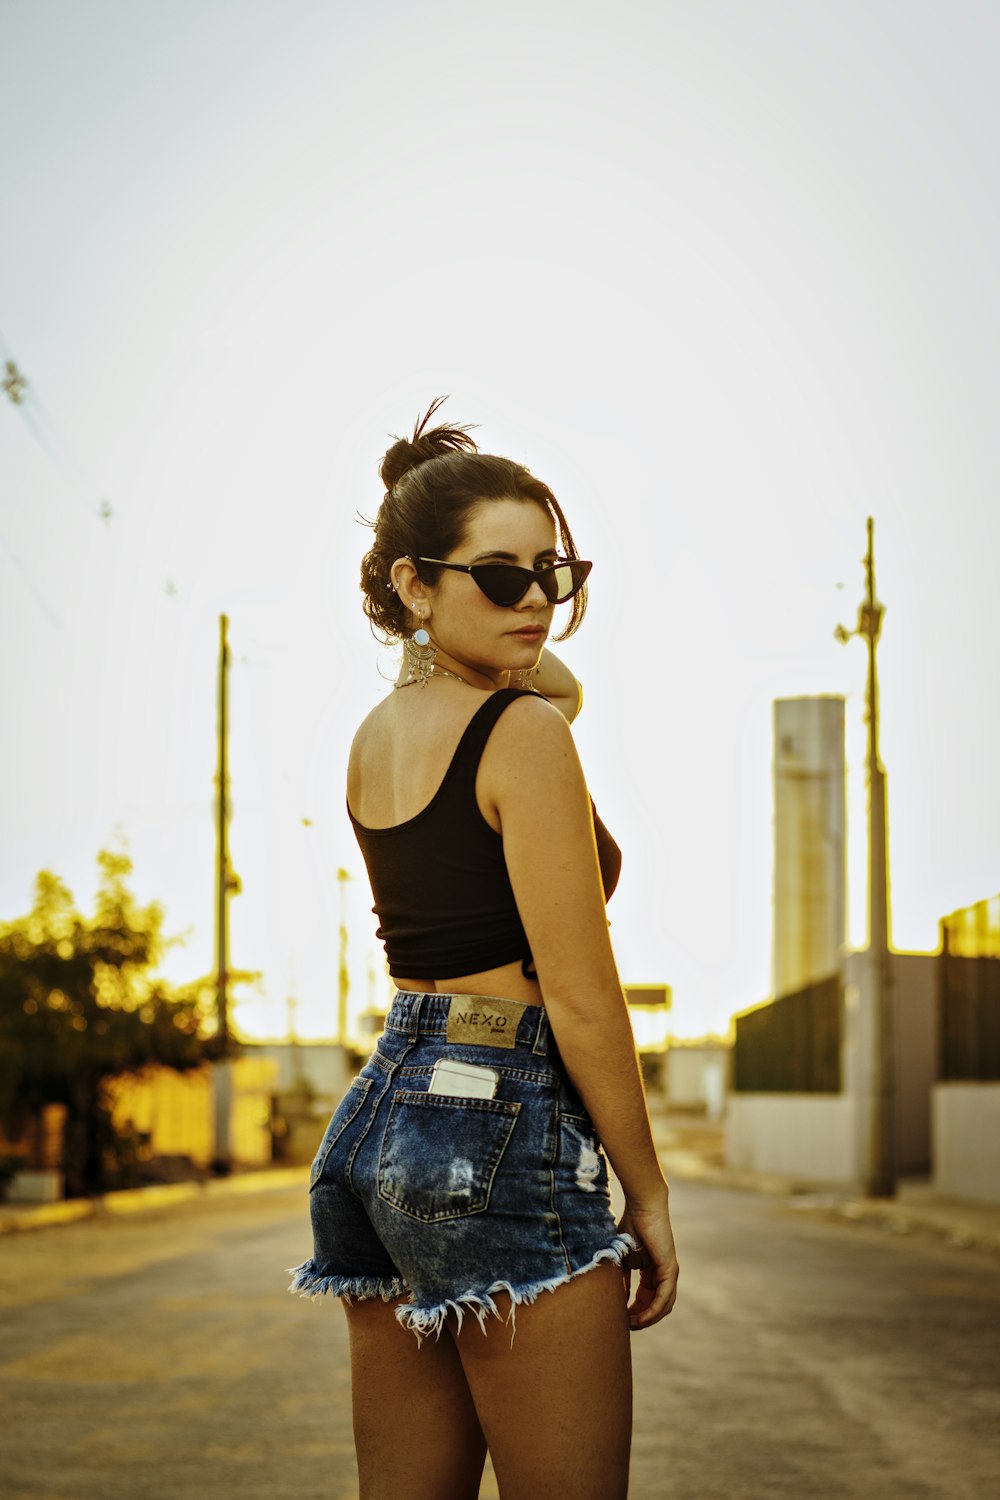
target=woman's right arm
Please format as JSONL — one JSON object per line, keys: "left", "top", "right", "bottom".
{"left": 482, "top": 695, "right": 679, "bottom": 1328}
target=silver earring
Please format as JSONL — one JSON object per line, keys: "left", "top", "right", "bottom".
{"left": 402, "top": 618, "right": 437, "bottom": 686}
{"left": 513, "top": 668, "right": 535, "bottom": 689}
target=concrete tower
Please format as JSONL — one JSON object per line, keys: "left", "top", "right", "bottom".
{"left": 772, "top": 696, "right": 847, "bottom": 997}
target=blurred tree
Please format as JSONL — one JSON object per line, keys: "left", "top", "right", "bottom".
{"left": 0, "top": 849, "right": 223, "bottom": 1197}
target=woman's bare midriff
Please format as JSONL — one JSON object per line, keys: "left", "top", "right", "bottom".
{"left": 392, "top": 957, "right": 544, "bottom": 1007}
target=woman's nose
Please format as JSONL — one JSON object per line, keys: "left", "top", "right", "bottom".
{"left": 518, "top": 579, "right": 550, "bottom": 609}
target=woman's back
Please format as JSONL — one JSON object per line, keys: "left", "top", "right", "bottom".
{"left": 347, "top": 683, "right": 504, "bottom": 834}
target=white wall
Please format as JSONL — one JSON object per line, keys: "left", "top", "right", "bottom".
{"left": 933, "top": 1084, "right": 1000, "bottom": 1204}
{"left": 892, "top": 953, "right": 938, "bottom": 1173}
{"left": 665, "top": 1044, "right": 729, "bottom": 1115}
{"left": 726, "top": 1094, "right": 856, "bottom": 1184}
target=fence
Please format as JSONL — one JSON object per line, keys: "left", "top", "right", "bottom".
{"left": 939, "top": 894, "right": 1000, "bottom": 1081}
{"left": 732, "top": 973, "right": 842, "bottom": 1093}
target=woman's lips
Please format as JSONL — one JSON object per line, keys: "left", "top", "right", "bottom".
{"left": 509, "top": 626, "right": 545, "bottom": 639}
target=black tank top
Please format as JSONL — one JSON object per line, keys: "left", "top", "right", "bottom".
{"left": 347, "top": 688, "right": 622, "bottom": 980}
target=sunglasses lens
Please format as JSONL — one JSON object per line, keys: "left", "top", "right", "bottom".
{"left": 549, "top": 563, "right": 573, "bottom": 603}
{"left": 473, "top": 565, "right": 532, "bottom": 606}
{"left": 549, "top": 560, "right": 591, "bottom": 603}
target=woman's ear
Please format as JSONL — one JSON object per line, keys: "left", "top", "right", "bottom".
{"left": 390, "top": 557, "right": 428, "bottom": 618}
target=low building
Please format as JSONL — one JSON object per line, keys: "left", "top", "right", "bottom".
{"left": 107, "top": 1055, "right": 278, "bottom": 1171}
{"left": 726, "top": 950, "right": 937, "bottom": 1187}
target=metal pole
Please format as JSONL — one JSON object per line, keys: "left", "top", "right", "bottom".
{"left": 337, "top": 868, "right": 351, "bottom": 1048}
{"left": 862, "top": 520, "right": 895, "bottom": 1196}
{"left": 837, "top": 520, "right": 895, "bottom": 1196}
{"left": 213, "top": 613, "right": 233, "bottom": 1172}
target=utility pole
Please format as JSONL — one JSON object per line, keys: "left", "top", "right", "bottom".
{"left": 212, "top": 613, "right": 240, "bottom": 1172}
{"left": 337, "top": 867, "right": 352, "bottom": 1048}
{"left": 836, "top": 518, "right": 895, "bottom": 1196}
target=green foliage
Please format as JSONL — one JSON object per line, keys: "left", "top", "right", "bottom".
{"left": 0, "top": 849, "right": 222, "bottom": 1196}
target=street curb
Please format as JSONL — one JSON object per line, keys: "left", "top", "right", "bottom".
{"left": 782, "top": 1193, "right": 1000, "bottom": 1258}
{"left": 0, "top": 1165, "right": 309, "bottom": 1236}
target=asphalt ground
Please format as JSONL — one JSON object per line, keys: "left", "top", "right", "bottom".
{"left": 2, "top": 1146, "right": 999, "bottom": 1499}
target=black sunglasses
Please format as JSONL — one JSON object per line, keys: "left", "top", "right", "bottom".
{"left": 414, "top": 556, "right": 592, "bottom": 607}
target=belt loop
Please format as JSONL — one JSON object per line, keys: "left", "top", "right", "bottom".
{"left": 408, "top": 991, "right": 425, "bottom": 1040}
{"left": 532, "top": 1006, "right": 549, "bottom": 1056}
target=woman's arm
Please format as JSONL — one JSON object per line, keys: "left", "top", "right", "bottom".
{"left": 480, "top": 695, "right": 679, "bottom": 1326}
{"left": 510, "top": 647, "right": 582, "bottom": 723}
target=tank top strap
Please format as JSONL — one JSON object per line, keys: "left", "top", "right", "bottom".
{"left": 442, "top": 687, "right": 537, "bottom": 801}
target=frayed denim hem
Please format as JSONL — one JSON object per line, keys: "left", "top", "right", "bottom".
{"left": 396, "top": 1232, "right": 637, "bottom": 1346}
{"left": 286, "top": 1260, "right": 407, "bottom": 1303}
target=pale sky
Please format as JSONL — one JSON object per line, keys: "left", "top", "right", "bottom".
{"left": 2, "top": 0, "right": 998, "bottom": 1041}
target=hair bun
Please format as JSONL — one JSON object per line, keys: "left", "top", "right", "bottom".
{"left": 379, "top": 395, "right": 479, "bottom": 493}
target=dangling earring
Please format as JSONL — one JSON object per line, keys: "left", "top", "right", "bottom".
{"left": 401, "top": 615, "right": 437, "bottom": 687}
{"left": 513, "top": 668, "right": 535, "bottom": 689}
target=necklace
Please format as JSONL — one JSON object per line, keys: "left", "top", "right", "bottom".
{"left": 394, "top": 666, "right": 477, "bottom": 690}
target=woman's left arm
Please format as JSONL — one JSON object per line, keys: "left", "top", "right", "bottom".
{"left": 512, "top": 648, "right": 582, "bottom": 723}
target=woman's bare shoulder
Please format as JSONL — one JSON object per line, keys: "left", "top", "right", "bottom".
{"left": 494, "top": 689, "right": 575, "bottom": 743}
{"left": 482, "top": 690, "right": 582, "bottom": 793}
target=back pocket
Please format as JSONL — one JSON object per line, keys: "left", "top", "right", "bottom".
{"left": 309, "top": 1076, "right": 373, "bottom": 1190}
{"left": 377, "top": 1091, "right": 521, "bottom": 1223}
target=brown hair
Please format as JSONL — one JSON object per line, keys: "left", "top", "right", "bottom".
{"left": 359, "top": 397, "right": 587, "bottom": 642}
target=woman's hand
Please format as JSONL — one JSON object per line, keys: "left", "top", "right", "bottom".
{"left": 618, "top": 1195, "right": 679, "bottom": 1331}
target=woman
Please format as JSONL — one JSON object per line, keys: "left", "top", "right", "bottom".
{"left": 289, "top": 399, "right": 679, "bottom": 1500}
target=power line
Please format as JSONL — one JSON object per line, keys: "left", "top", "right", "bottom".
{"left": 0, "top": 329, "right": 130, "bottom": 625}
{"left": 0, "top": 329, "right": 116, "bottom": 524}
{"left": 0, "top": 530, "right": 64, "bottom": 627}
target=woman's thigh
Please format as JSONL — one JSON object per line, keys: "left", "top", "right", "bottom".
{"left": 344, "top": 1297, "right": 488, "bottom": 1500}
{"left": 450, "top": 1260, "right": 633, "bottom": 1500}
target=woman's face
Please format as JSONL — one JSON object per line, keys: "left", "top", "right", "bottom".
{"left": 421, "top": 498, "right": 559, "bottom": 677}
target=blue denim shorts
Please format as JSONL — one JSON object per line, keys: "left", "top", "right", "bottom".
{"left": 287, "top": 990, "right": 633, "bottom": 1341}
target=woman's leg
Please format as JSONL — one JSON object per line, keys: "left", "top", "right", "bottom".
{"left": 344, "top": 1297, "right": 488, "bottom": 1500}
{"left": 450, "top": 1261, "right": 633, "bottom": 1500}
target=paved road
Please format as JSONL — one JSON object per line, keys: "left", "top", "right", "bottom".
{"left": 1, "top": 1178, "right": 998, "bottom": 1499}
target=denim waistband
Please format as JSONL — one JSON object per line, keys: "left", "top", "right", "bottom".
{"left": 385, "top": 990, "right": 551, "bottom": 1056}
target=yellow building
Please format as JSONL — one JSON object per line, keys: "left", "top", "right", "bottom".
{"left": 107, "top": 1056, "right": 278, "bottom": 1170}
